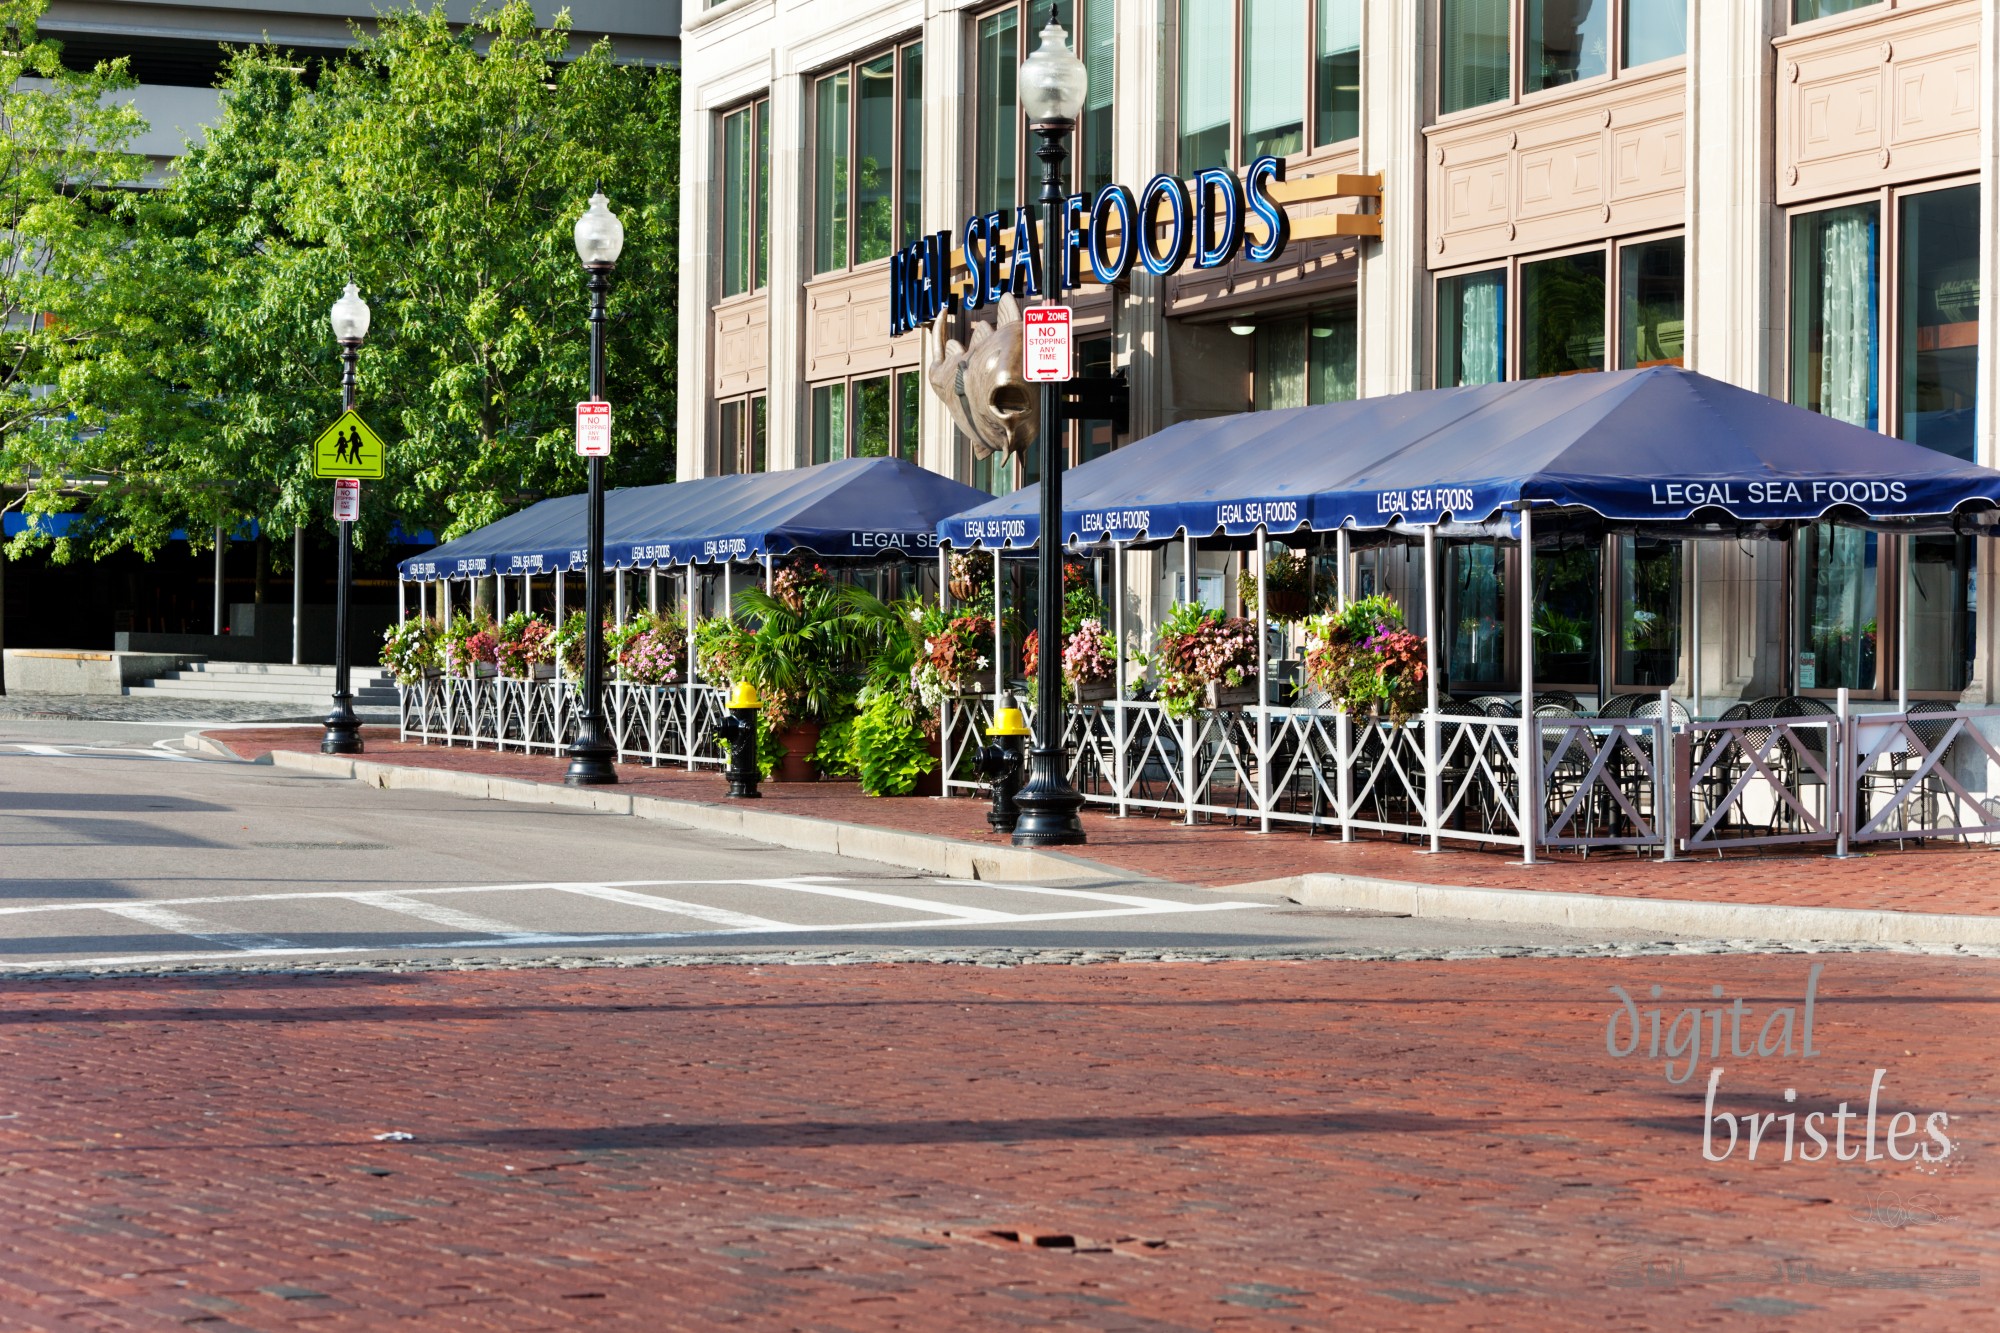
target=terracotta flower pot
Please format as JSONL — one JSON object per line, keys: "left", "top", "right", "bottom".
{"left": 773, "top": 721, "right": 821, "bottom": 783}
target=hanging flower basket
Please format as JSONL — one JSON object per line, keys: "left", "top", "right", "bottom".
{"left": 1264, "top": 587, "right": 1310, "bottom": 620}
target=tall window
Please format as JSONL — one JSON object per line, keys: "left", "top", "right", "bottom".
{"left": 1615, "top": 537, "right": 1681, "bottom": 687}
{"left": 1437, "top": 269, "right": 1506, "bottom": 387}
{"left": 1252, "top": 307, "right": 1358, "bottom": 409}
{"left": 717, "top": 396, "right": 768, "bottom": 475}
{"left": 1898, "top": 185, "right": 1979, "bottom": 463}
{"left": 1794, "top": 0, "right": 1875, "bottom": 21}
{"left": 1618, "top": 237, "right": 1684, "bottom": 368}
{"left": 1440, "top": 236, "right": 1682, "bottom": 385}
{"left": 1441, "top": 1, "right": 1682, "bottom": 115}
{"left": 1796, "top": 527, "right": 1879, "bottom": 692}
{"left": 814, "top": 40, "right": 923, "bottom": 274}
{"left": 1790, "top": 203, "right": 1879, "bottom": 430}
{"left": 719, "top": 97, "right": 768, "bottom": 297}
{"left": 1519, "top": 250, "right": 1605, "bottom": 379}
{"left": 1178, "top": 1, "right": 1359, "bottom": 173}
{"left": 979, "top": 3, "right": 1114, "bottom": 213}
{"left": 812, "top": 372, "right": 922, "bottom": 464}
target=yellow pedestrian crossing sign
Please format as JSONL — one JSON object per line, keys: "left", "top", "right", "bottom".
{"left": 312, "top": 410, "right": 387, "bottom": 479}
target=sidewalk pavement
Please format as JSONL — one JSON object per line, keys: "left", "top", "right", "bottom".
{"left": 205, "top": 727, "right": 2000, "bottom": 927}
{"left": 0, "top": 956, "right": 1989, "bottom": 1330}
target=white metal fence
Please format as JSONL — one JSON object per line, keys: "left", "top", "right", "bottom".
{"left": 399, "top": 675, "right": 728, "bottom": 768}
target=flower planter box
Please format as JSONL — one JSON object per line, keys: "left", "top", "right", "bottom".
{"left": 1206, "top": 681, "right": 1258, "bottom": 710}
{"left": 471, "top": 663, "right": 498, "bottom": 679}
{"left": 1073, "top": 679, "right": 1115, "bottom": 703}
{"left": 529, "top": 662, "right": 557, "bottom": 681}
{"left": 421, "top": 667, "right": 443, "bottom": 682}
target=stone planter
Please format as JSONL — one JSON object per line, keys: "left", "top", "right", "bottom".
{"left": 773, "top": 721, "right": 822, "bottom": 783}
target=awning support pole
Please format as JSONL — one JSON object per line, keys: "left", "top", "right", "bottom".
{"left": 684, "top": 567, "right": 697, "bottom": 771}
{"left": 1336, "top": 527, "right": 1352, "bottom": 843}
{"left": 1423, "top": 525, "right": 1440, "bottom": 853}
{"left": 1688, "top": 538, "right": 1701, "bottom": 716}
{"left": 213, "top": 527, "right": 225, "bottom": 635}
{"left": 496, "top": 572, "right": 506, "bottom": 623}
{"left": 1114, "top": 540, "right": 1128, "bottom": 817}
{"left": 993, "top": 548, "right": 1004, "bottom": 703}
{"left": 397, "top": 577, "right": 406, "bottom": 626}
{"left": 1519, "top": 508, "right": 1538, "bottom": 865}
{"left": 647, "top": 567, "right": 657, "bottom": 614}
{"left": 1256, "top": 527, "right": 1270, "bottom": 834}
{"left": 763, "top": 553, "right": 773, "bottom": 594}
{"left": 1897, "top": 534, "right": 1910, "bottom": 712}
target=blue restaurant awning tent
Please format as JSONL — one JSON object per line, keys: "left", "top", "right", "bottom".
{"left": 399, "top": 456, "right": 989, "bottom": 581}
{"left": 939, "top": 366, "right": 2000, "bottom": 549}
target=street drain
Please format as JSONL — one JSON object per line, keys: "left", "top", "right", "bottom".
{"left": 990, "top": 1229, "right": 1076, "bottom": 1248}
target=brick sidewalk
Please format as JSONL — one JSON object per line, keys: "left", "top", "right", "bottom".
{"left": 210, "top": 726, "right": 2000, "bottom": 917}
{"left": 0, "top": 956, "right": 1992, "bottom": 1330}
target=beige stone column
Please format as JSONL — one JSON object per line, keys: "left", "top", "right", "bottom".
{"left": 1358, "top": 0, "right": 1428, "bottom": 398}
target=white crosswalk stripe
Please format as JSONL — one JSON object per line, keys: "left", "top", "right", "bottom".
{"left": 0, "top": 877, "right": 1263, "bottom": 969}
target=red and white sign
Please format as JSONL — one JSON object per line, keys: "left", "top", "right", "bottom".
{"left": 1023, "top": 307, "right": 1073, "bottom": 382}
{"left": 575, "top": 400, "right": 612, "bottom": 456}
{"left": 332, "top": 477, "right": 361, "bottom": 523}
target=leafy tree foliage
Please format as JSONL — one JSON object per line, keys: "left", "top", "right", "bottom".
{"left": 0, "top": 0, "right": 147, "bottom": 557}
{"left": 9, "top": 1, "right": 679, "bottom": 561}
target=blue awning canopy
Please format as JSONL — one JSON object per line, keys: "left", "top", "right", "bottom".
{"left": 939, "top": 367, "right": 2000, "bottom": 549}
{"left": 399, "top": 456, "right": 989, "bottom": 581}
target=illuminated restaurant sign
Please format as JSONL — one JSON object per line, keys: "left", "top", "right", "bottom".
{"left": 888, "top": 156, "right": 1295, "bottom": 337}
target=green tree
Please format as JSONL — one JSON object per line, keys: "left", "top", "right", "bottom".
{"left": 14, "top": 1, "right": 679, "bottom": 561}
{"left": 0, "top": 0, "right": 147, "bottom": 558}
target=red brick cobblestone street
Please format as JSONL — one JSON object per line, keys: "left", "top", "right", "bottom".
{"left": 1, "top": 956, "right": 1993, "bottom": 1330}
{"left": 214, "top": 726, "right": 2000, "bottom": 915}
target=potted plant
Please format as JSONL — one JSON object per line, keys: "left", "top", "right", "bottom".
{"left": 1239, "top": 547, "right": 1312, "bottom": 621}
{"left": 947, "top": 551, "right": 991, "bottom": 605}
{"left": 442, "top": 614, "right": 500, "bottom": 677}
{"left": 1022, "top": 616, "right": 1117, "bottom": 703}
{"left": 495, "top": 612, "right": 556, "bottom": 680}
{"left": 380, "top": 618, "right": 441, "bottom": 686}
{"left": 913, "top": 607, "right": 995, "bottom": 705}
{"left": 614, "top": 610, "right": 687, "bottom": 687}
{"left": 728, "top": 567, "right": 864, "bottom": 782}
{"left": 1145, "top": 603, "right": 1259, "bottom": 719}
{"left": 1301, "top": 594, "right": 1428, "bottom": 722}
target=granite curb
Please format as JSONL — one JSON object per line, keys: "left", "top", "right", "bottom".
{"left": 204, "top": 733, "right": 2000, "bottom": 948}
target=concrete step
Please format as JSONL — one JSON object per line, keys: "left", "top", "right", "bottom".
{"left": 126, "top": 660, "right": 397, "bottom": 706}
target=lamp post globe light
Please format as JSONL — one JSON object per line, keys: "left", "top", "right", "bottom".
{"left": 1009, "top": 8, "right": 1089, "bottom": 847}
{"left": 564, "top": 190, "right": 624, "bottom": 786}
{"left": 321, "top": 282, "right": 370, "bottom": 756}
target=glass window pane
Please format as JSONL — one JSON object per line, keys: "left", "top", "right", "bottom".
{"left": 813, "top": 73, "right": 850, "bottom": 273}
{"left": 1308, "top": 306, "right": 1358, "bottom": 403}
{"left": 895, "top": 371, "right": 920, "bottom": 459}
{"left": 1178, "top": 0, "right": 1232, "bottom": 171}
{"left": 900, "top": 45, "right": 923, "bottom": 248}
{"left": 1796, "top": 525, "right": 1878, "bottom": 691}
{"left": 1315, "top": 0, "right": 1361, "bottom": 145}
{"left": 750, "top": 396, "right": 767, "bottom": 473}
{"left": 1080, "top": 0, "right": 1115, "bottom": 193}
{"left": 1527, "top": 0, "right": 1609, "bottom": 93}
{"left": 1535, "top": 545, "right": 1600, "bottom": 685}
{"left": 756, "top": 101, "right": 769, "bottom": 287}
{"left": 855, "top": 54, "right": 896, "bottom": 264}
{"left": 721, "top": 107, "right": 751, "bottom": 297}
{"left": 1521, "top": 250, "right": 1606, "bottom": 378}
{"left": 1795, "top": 0, "right": 1874, "bottom": 21}
{"left": 854, "top": 376, "right": 892, "bottom": 457}
{"left": 1906, "top": 536, "right": 1975, "bottom": 694}
{"left": 717, "top": 400, "right": 742, "bottom": 475}
{"left": 1448, "top": 546, "right": 1508, "bottom": 687}
{"left": 1898, "top": 185, "right": 1979, "bottom": 462}
{"left": 1437, "top": 269, "right": 1506, "bottom": 386}
{"left": 1790, "top": 204, "right": 1879, "bottom": 429}
{"left": 1616, "top": 537, "right": 1681, "bottom": 686}
{"left": 976, "top": 10, "right": 1019, "bottom": 217}
{"left": 974, "top": 448, "right": 1012, "bottom": 497}
{"left": 811, "top": 383, "right": 847, "bottom": 464}
{"left": 1618, "top": 237, "right": 1684, "bottom": 368}
{"left": 1440, "top": 0, "right": 1509, "bottom": 114}
{"left": 1077, "top": 337, "right": 1116, "bottom": 463}
{"left": 1623, "top": 0, "right": 1685, "bottom": 67}
{"left": 1254, "top": 316, "right": 1308, "bottom": 411}
{"left": 1241, "top": 0, "right": 1306, "bottom": 161}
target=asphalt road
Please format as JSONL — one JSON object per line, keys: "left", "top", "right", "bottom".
{"left": 0, "top": 721, "right": 1700, "bottom": 969}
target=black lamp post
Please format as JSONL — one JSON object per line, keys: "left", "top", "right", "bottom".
{"left": 565, "top": 190, "right": 624, "bottom": 786}
{"left": 1008, "top": 9, "right": 1089, "bottom": 847}
{"left": 322, "top": 282, "right": 369, "bottom": 756}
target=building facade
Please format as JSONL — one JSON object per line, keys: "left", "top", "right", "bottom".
{"left": 679, "top": 0, "right": 1997, "bottom": 710}
{"left": 43, "top": 1, "right": 681, "bottom": 168}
